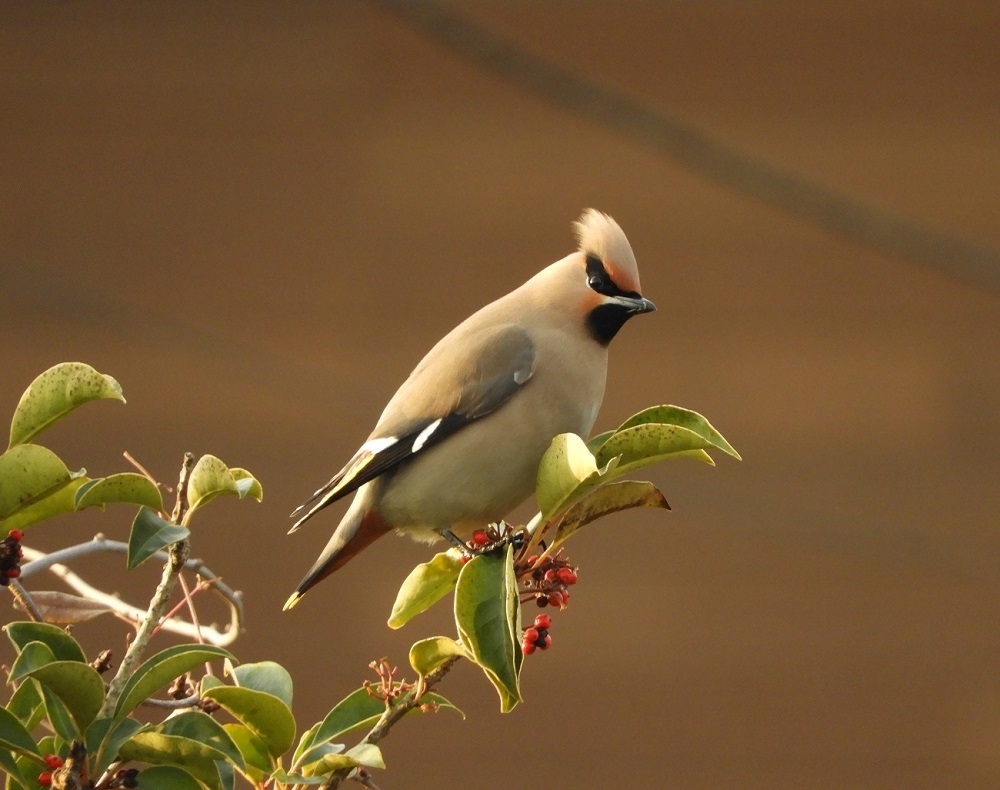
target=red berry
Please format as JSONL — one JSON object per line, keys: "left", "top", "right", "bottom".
{"left": 38, "top": 772, "right": 52, "bottom": 787}
{"left": 43, "top": 755, "right": 62, "bottom": 769}
{"left": 556, "top": 568, "right": 578, "bottom": 585}
{"left": 8, "top": 529, "right": 22, "bottom": 542}
{"left": 521, "top": 641, "right": 536, "bottom": 655}
{"left": 543, "top": 568, "right": 557, "bottom": 582}
{"left": 547, "top": 591, "right": 564, "bottom": 607}
{"left": 533, "top": 613, "right": 551, "bottom": 630}
{"left": 6, "top": 568, "right": 21, "bottom": 579}
{"left": 526, "top": 554, "right": 538, "bottom": 565}
{"left": 459, "top": 555, "right": 469, "bottom": 564}
{"left": 523, "top": 627, "right": 539, "bottom": 643}
{"left": 471, "top": 530, "right": 489, "bottom": 547}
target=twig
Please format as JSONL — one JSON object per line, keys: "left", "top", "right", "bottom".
{"left": 7, "top": 579, "right": 44, "bottom": 622}
{"left": 320, "top": 656, "right": 462, "bottom": 789}
{"left": 366, "top": 0, "right": 1000, "bottom": 291}
{"left": 97, "top": 453, "right": 196, "bottom": 719}
{"left": 17, "top": 540, "right": 243, "bottom": 646}
{"left": 122, "top": 450, "right": 167, "bottom": 492}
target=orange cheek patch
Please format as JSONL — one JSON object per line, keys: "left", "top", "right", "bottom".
{"left": 605, "top": 259, "right": 641, "bottom": 294}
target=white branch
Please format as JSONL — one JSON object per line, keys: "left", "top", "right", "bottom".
{"left": 18, "top": 536, "right": 243, "bottom": 647}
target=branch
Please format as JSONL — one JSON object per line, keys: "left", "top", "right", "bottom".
{"left": 6, "top": 578, "right": 44, "bottom": 622}
{"left": 17, "top": 539, "right": 243, "bottom": 646}
{"left": 97, "top": 453, "right": 196, "bottom": 719}
{"left": 320, "top": 656, "right": 462, "bottom": 789}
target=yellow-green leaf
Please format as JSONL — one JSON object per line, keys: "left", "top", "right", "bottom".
{"left": 185, "top": 455, "right": 238, "bottom": 517}
{"left": 550, "top": 481, "right": 671, "bottom": 551}
{"left": 8, "top": 362, "right": 124, "bottom": 448}
{"left": 229, "top": 468, "right": 263, "bottom": 502}
{"left": 0, "top": 444, "right": 84, "bottom": 523}
{"left": 408, "top": 636, "right": 471, "bottom": 680}
{"left": 388, "top": 550, "right": 464, "bottom": 629}
{"left": 75, "top": 473, "right": 164, "bottom": 512}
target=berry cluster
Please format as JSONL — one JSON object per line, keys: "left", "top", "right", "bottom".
{"left": 520, "top": 551, "right": 578, "bottom": 609}
{"left": 0, "top": 529, "right": 24, "bottom": 586}
{"left": 521, "top": 613, "right": 553, "bottom": 655}
{"left": 38, "top": 754, "right": 63, "bottom": 787}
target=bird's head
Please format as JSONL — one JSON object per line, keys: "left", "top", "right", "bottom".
{"left": 571, "top": 208, "right": 656, "bottom": 345}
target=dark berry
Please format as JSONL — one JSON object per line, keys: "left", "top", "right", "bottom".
{"left": 538, "top": 634, "right": 552, "bottom": 650}
{"left": 535, "top": 595, "right": 549, "bottom": 608}
{"left": 533, "top": 613, "right": 551, "bottom": 630}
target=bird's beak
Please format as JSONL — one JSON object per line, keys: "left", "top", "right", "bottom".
{"left": 614, "top": 294, "right": 656, "bottom": 315}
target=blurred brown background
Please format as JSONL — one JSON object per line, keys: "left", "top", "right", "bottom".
{"left": 3, "top": 1, "right": 998, "bottom": 787}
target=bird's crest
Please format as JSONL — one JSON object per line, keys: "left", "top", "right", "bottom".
{"left": 573, "top": 208, "right": 641, "bottom": 294}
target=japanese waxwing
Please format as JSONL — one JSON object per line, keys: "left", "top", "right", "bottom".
{"left": 283, "top": 209, "right": 654, "bottom": 610}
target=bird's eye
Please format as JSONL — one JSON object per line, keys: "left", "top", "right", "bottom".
{"left": 588, "top": 274, "right": 605, "bottom": 291}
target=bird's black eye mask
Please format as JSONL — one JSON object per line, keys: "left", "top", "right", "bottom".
{"left": 585, "top": 253, "right": 640, "bottom": 299}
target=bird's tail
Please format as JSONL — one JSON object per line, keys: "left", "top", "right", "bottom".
{"left": 282, "top": 500, "right": 391, "bottom": 610}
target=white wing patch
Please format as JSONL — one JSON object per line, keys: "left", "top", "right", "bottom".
{"left": 411, "top": 418, "right": 442, "bottom": 453}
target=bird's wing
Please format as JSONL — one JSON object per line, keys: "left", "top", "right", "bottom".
{"left": 288, "top": 324, "right": 536, "bottom": 532}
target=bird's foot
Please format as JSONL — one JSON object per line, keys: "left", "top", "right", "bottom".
{"left": 442, "top": 522, "right": 525, "bottom": 559}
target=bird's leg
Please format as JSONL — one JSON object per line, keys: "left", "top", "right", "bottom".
{"left": 440, "top": 529, "right": 469, "bottom": 552}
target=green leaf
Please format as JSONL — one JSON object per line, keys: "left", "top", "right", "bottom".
{"left": 608, "top": 404, "right": 741, "bottom": 460}
{"left": 113, "top": 644, "right": 234, "bottom": 722}
{"left": 309, "top": 689, "right": 385, "bottom": 746}
{"left": 201, "top": 686, "right": 295, "bottom": 759}
{"left": 229, "top": 468, "right": 263, "bottom": 502}
{"left": 454, "top": 546, "right": 522, "bottom": 712}
{"left": 0, "top": 444, "right": 84, "bottom": 523}
{"left": 127, "top": 507, "right": 189, "bottom": 570}
{"left": 119, "top": 730, "right": 224, "bottom": 787}
{"left": 388, "top": 550, "right": 464, "bottom": 629}
{"left": 345, "top": 742, "right": 384, "bottom": 770}
{"left": 224, "top": 723, "right": 272, "bottom": 778}
{"left": 39, "top": 684, "right": 78, "bottom": 742}
{"left": 6, "top": 677, "right": 44, "bottom": 730}
{"left": 185, "top": 455, "right": 239, "bottom": 517}
{"left": 8, "top": 641, "right": 56, "bottom": 682}
{"left": 0, "top": 705, "right": 42, "bottom": 758}
{"left": 87, "top": 716, "right": 144, "bottom": 777}
{"left": 304, "top": 752, "right": 362, "bottom": 777}
{"left": 408, "top": 636, "right": 470, "bottom": 680}
{"left": 8, "top": 362, "right": 124, "bottom": 448}
{"left": 271, "top": 768, "right": 331, "bottom": 784}
{"left": 161, "top": 710, "right": 245, "bottom": 771}
{"left": 135, "top": 765, "right": 204, "bottom": 790}
{"left": 0, "top": 746, "right": 33, "bottom": 789}
{"left": 4, "top": 622, "right": 87, "bottom": 663}
{"left": 550, "top": 481, "right": 671, "bottom": 551}
{"left": 75, "top": 473, "right": 164, "bottom": 512}
{"left": 24, "top": 661, "right": 105, "bottom": 732}
{"left": 229, "top": 661, "right": 293, "bottom": 708}
{"left": 0, "top": 476, "right": 90, "bottom": 532}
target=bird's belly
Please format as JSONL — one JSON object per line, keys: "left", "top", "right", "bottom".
{"left": 378, "top": 392, "right": 597, "bottom": 539}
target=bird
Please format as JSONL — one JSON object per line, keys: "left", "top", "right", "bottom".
{"left": 283, "top": 209, "right": 655, "bottom": 610}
